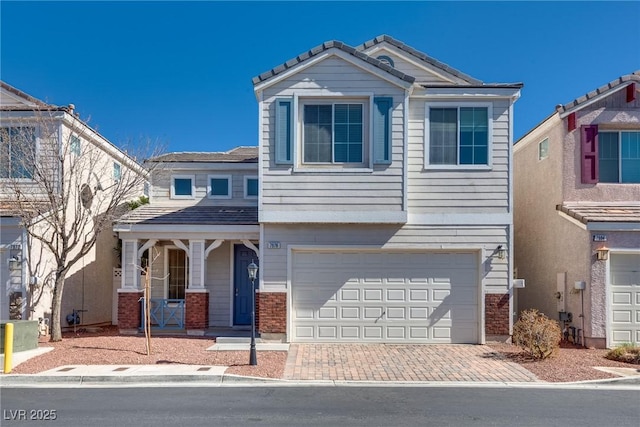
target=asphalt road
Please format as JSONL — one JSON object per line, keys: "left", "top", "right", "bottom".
{"left": 2, "top": 386, "right": 639, "bottom": 426}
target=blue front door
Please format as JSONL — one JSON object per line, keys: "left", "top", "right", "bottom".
{"left": 234, "top": 244, "right": 258, "bottom": 325}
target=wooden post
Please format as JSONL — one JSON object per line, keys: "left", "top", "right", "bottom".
{"left": 144, "top": 266, "right": 151, "bottom": 355}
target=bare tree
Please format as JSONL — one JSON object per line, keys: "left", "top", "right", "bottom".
{"left": 1, "top": 106, "right": 160, "bottom": 341}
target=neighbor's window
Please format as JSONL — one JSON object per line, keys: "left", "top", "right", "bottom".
{"left": 599, "top": 131, "right": 640, "bottom": 183}
{"left": 0, "top": 126, "right": 36, "bottom": 179}
{"left": 171, "top": 175, "right": 195, "bottom": 199}
{"left": 302, "top": 102, "right": 364, "bottom": 164}
{"left": 245, "top": 176, "right": 258, "bottom": 198}
{"left": 113, "top": 162, "right": 121, "bottom": 181}
{"left": 70, "top": 135, "right": 81, "bottom": 156}
{"left": 426, "top": 104, "right": 490, "bottom": 166}
{"left": 538, "top": 138, "right": 549, "bottom": 160}
{"left": 208, "top": 175, "right": 231, "bottom": 199}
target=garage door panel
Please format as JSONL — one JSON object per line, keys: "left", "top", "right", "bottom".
{"left": 608, "top": 253, "right": 640, "bottom": 347}
{"left": 292, "top": 251, "right": 479, "bottom": 343}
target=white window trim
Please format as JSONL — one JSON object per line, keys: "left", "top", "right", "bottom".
{"left": 294, "top": 93, "right": 373, "bottom": 172}
{"left": 538, "top": 138, "right": 549, "bottom": 161}
{"left": 207, "top": 174, "right": 232, "bottom": 199}
{"left": 171, "top": 174, "right": 195, "bottom": 199}
{"left": 244, "top": 175, "right": 258, "bottom": 199}
{"left": 424, "top": 101, "right": 493, "bottom": 170}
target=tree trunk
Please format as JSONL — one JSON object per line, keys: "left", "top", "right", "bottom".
{"left": 50, "top": 272, "right": 66, "bottom": 342}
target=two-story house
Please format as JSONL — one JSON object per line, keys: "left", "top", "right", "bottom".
{"left": 113, "top": 149, "right": 260, "bottom": 335}
{"left": 252, "top": 35, "right": 522, "bottom": 343}
{"left": 1, "top": 81, "right": 144, "bottom": 329}
{"left": 514, "top": 72, "right": 640, "bottom": 348}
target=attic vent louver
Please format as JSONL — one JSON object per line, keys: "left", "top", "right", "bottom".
{"left": 376, "top": 55, "right": 395, "bottom": 68}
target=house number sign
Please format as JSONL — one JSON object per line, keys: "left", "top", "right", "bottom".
{"left": 592, "top": 234, "right": 607, "bottom": 242}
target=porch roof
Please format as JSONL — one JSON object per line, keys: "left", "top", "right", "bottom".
{"left": 557, "top": 203, "right": 640, "bottom": 224}
{"left": 115, "top": 205, "right": 258, "bottom": 226}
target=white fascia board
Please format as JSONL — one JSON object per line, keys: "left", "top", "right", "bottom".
{"left": 558, "top": 83, "right": 631, "bottom": 118}
{"left": 253, "top": 49, "right": 413, "bottom": 93}
{"left": 414, "top": 87, "right": 521, "bottom": 100}
{"left": 151, "top": 162, "right": 258, "bottom": 171}
{"left": 260, "top": 210, "right": 407, "bottom": 224}
{"left": 408, "top": 213, "right": 512, "bottom": 226}
{"left": 557, "top": 211, "right": 588, "bottom": 230}
{"left": 587, "top": 222, "right": 640, "bottom": 231}
{"left": 114, "top": 223, "right": 260, "bottom": 235}
{"left": 513, "top": 113, "right": 560, "bottom": 153}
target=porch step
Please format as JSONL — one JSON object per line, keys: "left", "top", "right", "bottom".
{"left": 215, "top": 337, "right": 256, "bottom": 344}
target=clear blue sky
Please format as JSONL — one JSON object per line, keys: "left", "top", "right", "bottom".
{"left": 2, "top": 1, "right": 639, "bottom": 154}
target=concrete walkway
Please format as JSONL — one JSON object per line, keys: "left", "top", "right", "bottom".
{"left": 284, "top": 344, "right": 539, "bottom": 382}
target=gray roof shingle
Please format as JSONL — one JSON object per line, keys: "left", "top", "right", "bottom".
{"left": 356, "top": 34, "right": 483, "bottom": 85}
{"left": 116, "top": 205, "right": 258, "bottom": 226}
{"left": 147, "top": 146, "right": 258, "bottom": 163}
{"left": 252, "top": 39, "right": 415, "bottom": 86}
{"left": 556, "top": 70, "right": 640, "bottom": 114}
{"left": 557, "top": 203, "right": 640, "bottom": 224}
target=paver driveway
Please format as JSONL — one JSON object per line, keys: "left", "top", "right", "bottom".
{"left": 284, "top": 344, "right": 539, "bottom": 382}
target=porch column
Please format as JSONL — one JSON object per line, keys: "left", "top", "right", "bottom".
{"left": 118, "top": 239, "right": 143, "bottom": 334}
{"left": 186, "top": 240, "right": 208, "bottom": 335}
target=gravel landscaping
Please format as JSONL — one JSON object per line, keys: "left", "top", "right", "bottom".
{"left": 7, "top": 326, "right": 639, "bottom": 382}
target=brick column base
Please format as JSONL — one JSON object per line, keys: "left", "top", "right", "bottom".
{"left": 185, "top": 290, "right": 209, "bottom": 335}
{"left": 118, "top": 290, "right": 143, "bottom": 335}
{"left": 485, "top": 293, "right": 510, "bottom": 335}
{"left": 257, "top": 292, "right": 286, "bottom": 341}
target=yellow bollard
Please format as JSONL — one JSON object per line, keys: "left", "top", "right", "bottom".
{"left": 4, "top": 323, "right": 14, "bottom": 374}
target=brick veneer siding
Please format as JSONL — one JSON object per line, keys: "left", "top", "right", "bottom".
{"left": 118, "top": 291, "right": 143, "bottom": 333}
{"left": 256, "top": 292, "right": 286, "bottom": 334}
{"left": 485, "top": 293, "right": 510, "bottom": 335}
{"left": 185, "top": 291, "right": 209, "bottom": 331}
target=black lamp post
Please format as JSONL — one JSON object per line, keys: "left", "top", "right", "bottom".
{"left": 247, "top": 260, "right": 258, "bottom": 366}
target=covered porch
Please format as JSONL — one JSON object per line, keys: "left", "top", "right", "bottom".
{"left": 113, "top": 205, "right": 259, "bottom": 335}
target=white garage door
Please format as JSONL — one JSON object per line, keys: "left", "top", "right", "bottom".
{"left": 291, "top": 251, "right": 479, "bottom": 343}
{"left": 609, "top": 253, "right": 640, "bottom": 347}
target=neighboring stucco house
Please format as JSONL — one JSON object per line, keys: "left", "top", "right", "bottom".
{"left": 514, "top": 71, "right": 640, "bottom": 348}
{"left": 113, "top": 148, "right": 260, "bottom": 334}
{"left": 1, "top": 81, "right": 144, "bottom": 327}
{"left": 252, "top": 35, "right": 522, "bottom": 343}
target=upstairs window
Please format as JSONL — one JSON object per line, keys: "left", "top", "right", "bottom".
{"left": 425, "top": 104, "right": 491, "bottom": 167}
{"left": 538, "top": 138, "right": 549, "bottom": 160}
{"left": 208, "top": 175, "right": 231, "bottom": 199}
{"left": 599, "top": 131, "right": 640, "bottom": 183}
{"left": 303, "top": 103, "right": 364, "bottom": 164}
{"left": 0, "top": 126, "right": 36, "bottom": 179}
{"left": 70, "top": 135, "right": 81, "bottom": 156}
{"left": 171, "top": 175, "right": 195, "bottom": 199}
{"left": 245, "top": 176, "right": 258, "bottom": 198}
{"left": 113, "top": 162, "right": 121, "bottom": 181}
{"left": 275, "top": 97, "right": 391, "bottom": 168}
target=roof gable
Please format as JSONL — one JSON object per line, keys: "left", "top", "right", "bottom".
{"left": 357, "top": 35, "right": 482, "bottom": 85}
{"left": 556, "top": 70, "right": 640, "bottom": 117}
{"left": 252, "top": 40, "right": 415, "bottom": 91}
{"left": 1, "top": 81, "right": 48, "bottom": 110}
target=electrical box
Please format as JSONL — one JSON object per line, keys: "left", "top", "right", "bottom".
{"left": 513, "top": 279, "right": 525, "bottom": 288}
{"left": 574, "top": 281, "right": 586, "bottom": 290}
{"left": 559, "top": 311, "right": 573, "bottom": 322}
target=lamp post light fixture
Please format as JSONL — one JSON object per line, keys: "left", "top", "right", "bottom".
{"left": 247, "top": 260, "right": 259, "bottom": 366}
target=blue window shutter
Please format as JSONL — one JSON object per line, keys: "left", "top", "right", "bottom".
{"left": 275, "top": 98, "right": 293, "bottom": 164}
{"left": 373, "top": 97, "right": 392, "bottom": 164}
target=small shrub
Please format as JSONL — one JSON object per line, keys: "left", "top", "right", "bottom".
{"left": 605, "top": 343, "right": 640, "bottom": 365}
{"left": 513, "top": 309, "right": 561, "bottom": 359}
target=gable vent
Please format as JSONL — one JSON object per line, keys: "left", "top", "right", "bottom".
{"left": 376, "top": 55, "right": 395, "bottom": 68}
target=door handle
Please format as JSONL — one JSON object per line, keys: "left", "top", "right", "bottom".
{"left": 235, "top": 288, "right": 238, "bottom": 297}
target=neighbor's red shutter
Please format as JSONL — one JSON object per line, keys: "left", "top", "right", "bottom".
{"left": 627, "top": 83, "right": 636, "bottom": 103}
{"left": 580, "top": 125, "right": 599, "bottom": 184}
